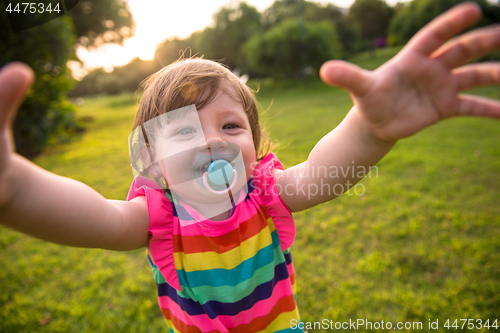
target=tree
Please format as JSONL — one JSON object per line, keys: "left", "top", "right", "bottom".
{"left": 307, "top": 4, "right": 359, "bottom": 57}
{"left": 348, "top": 0, "right": 394, "bottom": 48}
{"left": 0, "top": 10, "right": 79, "bottom": 157}
{"left": 262, "top": 0, "right": 359, "bottom": 57}
{"left": 243, "top": 18, "right": 342, "bottom": 79}
{"left": 69, "top": 58, "right": 159, "bottom": 96}
{"left": 389, "top": 0, "right": 500, "bottom": 46}
{"left": 154, "top": 37, "right": 195, "bottom": 68}
{"left": 0, "top": 0, "right": 135, "bottom": 157}
{"left": 202, "top": 3, "right": 263, "bottom": 70}
{"left": 154, "top": 2, "right": 264, "bottom": 72}
{"left": 69, "top": 0, "right": 135, "bottom": 47}
{"left": 262, "top": 0, "right": 339, "bottom": 27}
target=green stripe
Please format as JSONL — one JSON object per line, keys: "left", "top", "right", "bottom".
{"left": 189, "top": 244, "right": 286, "bottom": 304}
{"left": 150, "top": 232, "right": 289, "bottom": 304}
{"left": 176, "top": 231, "right": 281, "bottom": 288}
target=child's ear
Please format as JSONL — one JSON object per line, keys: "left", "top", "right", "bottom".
{"left": 139, "top": 145, "right": 166, "bottom": 185}
{"left": 146, "top": 164, "right": 169, "bottom": 189}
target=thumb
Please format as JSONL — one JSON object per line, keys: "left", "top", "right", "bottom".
{"left": 0, "top": 62, "right": 35, "bottom": 130}
{"left": 320, "top": 60, "right": 373, "bottom": 97}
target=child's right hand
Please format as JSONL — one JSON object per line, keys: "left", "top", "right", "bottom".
{"left": 0, "top": 63, "right": 150, "bottom": 251}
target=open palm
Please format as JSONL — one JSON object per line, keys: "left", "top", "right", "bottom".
{"left": 320, "top": 2, "right": 500, "bottom": 141}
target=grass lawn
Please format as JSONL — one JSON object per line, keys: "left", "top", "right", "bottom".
{"left": 1, "top": 47, "right": 499, "bottom": 332}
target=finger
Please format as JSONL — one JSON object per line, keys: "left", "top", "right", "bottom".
{"left": 405, "top": 2, "right": 482, "bottom": 56}
{"left": 432, "top": 25, "right": 500, "bottom": 69}
{"left": 320, "top": 60, "right": 373, "bottom": 97}
{"left": 457, "top": 94, "right": 500, "bottom": 118}
{"left": 0, "top": 62, "right": 35, "bottom": 129}
{"left": 453, "top": 63, "right": 500, "bottom": 91}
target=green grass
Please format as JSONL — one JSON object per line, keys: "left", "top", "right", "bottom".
{"left": 1, "top": 47, "right": 499, "bottom": 332}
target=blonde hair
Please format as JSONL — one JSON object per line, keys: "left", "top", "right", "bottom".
{"left": 134, "top": 58, "right": 270, "bottom": 160}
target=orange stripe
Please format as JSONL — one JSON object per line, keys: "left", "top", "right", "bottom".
{"left": 230, "top": 294, "right": 297, "bottom": 333}
{"left": 173, "top": 205, "right": 271, "bottom": 255}
{"left": 160, "top": 308, "right": 220, "bottom": 333}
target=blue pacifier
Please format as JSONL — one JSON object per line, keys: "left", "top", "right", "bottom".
{"left": 202, "top": 159, "right": 237, "bottom": 194}
{"left": 207, "top": 159, "right": 233, "bottom": 185}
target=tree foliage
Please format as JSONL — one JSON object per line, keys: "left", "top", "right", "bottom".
{"left": 198, "top": 2, "right": 263, "bottom": 69}
{"left": 0, "top": 10, "right": 79, "bottom": 157}
{"left": 68, "top": 0, "right": 135, "bottom": 48}
{"left": 76, "top": 0, "right": 500, "bottom": 98}
{"left": 308, "top": 4, "right": 359, "bottom": 56}
{"left": 155, "top": 2, "right": 263, "bottom": 72}
{"left": 243, "top": 18, "right": 342, "bottom": 79}
{"left": 389, "top": 0, "right": 500, "bottom": 46}
{"left": 0, "top": 0, "right": 135, "bottom": 157}
{"left": 349, "top": 0, "right": 394, "bottom": 45}
{"left": 70, "top": 58, "right": 159, "bottom": 96}
{"left": 262, "top": 0, "right": 359, "bottom": 57}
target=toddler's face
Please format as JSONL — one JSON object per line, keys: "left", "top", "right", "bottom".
{"left": 151, "top": 84, "right": 256, "bottom": 209}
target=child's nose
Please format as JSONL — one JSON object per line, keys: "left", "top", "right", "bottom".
{"left": 203, "top": 137, "right": 228, "bottom": 152}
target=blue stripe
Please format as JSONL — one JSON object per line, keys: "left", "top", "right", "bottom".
{"left": 176, "top": 203, "right": 193, "bottom": 221}
{"left": 246, "top": 177, "right": 256, "bottom": 200}
{"left": 284, "top": 249, "right": 292, "bottom": 265}
{"left": 176, "top": 231, "right": 282, "bottom": 288}
{"left": 157, "top": 260, "right": 291, "bottom": 319}
{"left": 146, "top": 253, "right": 154, "bottom": 268}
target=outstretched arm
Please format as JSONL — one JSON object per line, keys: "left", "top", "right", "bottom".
{"left": 0, "top": 63, "right": 150, "bottom": 250}
{"left": 277, "top": 2, "right": 500, "bottom": 212}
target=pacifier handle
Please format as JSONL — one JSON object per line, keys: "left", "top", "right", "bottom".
{"left": 202, "top": 169, "right": 237, "bottom": 194}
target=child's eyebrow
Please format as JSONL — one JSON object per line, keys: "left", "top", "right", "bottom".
{"left": 217, "top": 108, "right": 247, "bottom": 118}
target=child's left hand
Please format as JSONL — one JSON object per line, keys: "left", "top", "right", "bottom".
{"left": 320, "top": 2, "right": 500, "bottom": 142}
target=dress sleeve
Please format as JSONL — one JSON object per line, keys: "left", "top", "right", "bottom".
{"left": 252, "top": 153, "right": 296, "bottom": 251}
{"left": 127, "top": 177, "right": 182, "bottom": 291}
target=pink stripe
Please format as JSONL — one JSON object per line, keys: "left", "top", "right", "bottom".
{"left": 172, "top": 200, "right": 262, "bottom": 236}
{"left": 286, "top": 262, "right": 295, "bottom": 277}
{"left": 218, "top": 278, "right": 294, "bottom": 328}
{"left": 177, "top": 189, "right": 247, "bottom": 227}
{"left": 158, "top": 295, "right": 229, "bottom": 332}
{"left": 158, "top": 278, "right": 294, "bottom": 330}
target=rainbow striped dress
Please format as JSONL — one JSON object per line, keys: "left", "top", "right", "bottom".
{"left": 127, "top": 153, "right": 302, "bottom": 332}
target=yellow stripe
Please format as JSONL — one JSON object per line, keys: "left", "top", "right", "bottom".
{"left": 267, "top": 216, "right": 276, "bottom": 233}
{"left": 254, "top": 307, "right": 301, "bottom": 333}
{"left": 164, "top": 318, "right": 182, "bottom": 333}
{"left": 174, "top": 223, "right": 273, "bottom": 271}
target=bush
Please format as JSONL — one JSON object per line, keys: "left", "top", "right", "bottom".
{"left": 0, "top": 11, "right": 80, "bottom": 158}
{"left": 244, "top": 18, "right": 342, "bottom": 79}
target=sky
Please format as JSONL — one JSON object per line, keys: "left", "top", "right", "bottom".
{"left": 71, "top": 0, "right": 407, "bottom": 78}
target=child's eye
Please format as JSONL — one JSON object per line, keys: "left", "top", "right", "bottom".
{"left": 223, "top": 123, "right": 240, "bottom": 130}
{"left": 175, "top": 127, "right": 196, "bottom": 136}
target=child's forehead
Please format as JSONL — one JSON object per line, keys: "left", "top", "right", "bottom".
{"left": 196, "top": 85, "right": 247, "bottom": 116}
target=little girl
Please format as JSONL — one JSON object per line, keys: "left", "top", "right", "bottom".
{"left": 0, "top": 3, "right": 499, "bottom": 332}
{"left": 126, "top": 59, "right": 302, "bottom": 331}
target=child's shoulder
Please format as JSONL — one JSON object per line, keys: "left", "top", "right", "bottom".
{"left": 127, "top": 176, "right": 173, "bottom": 217}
